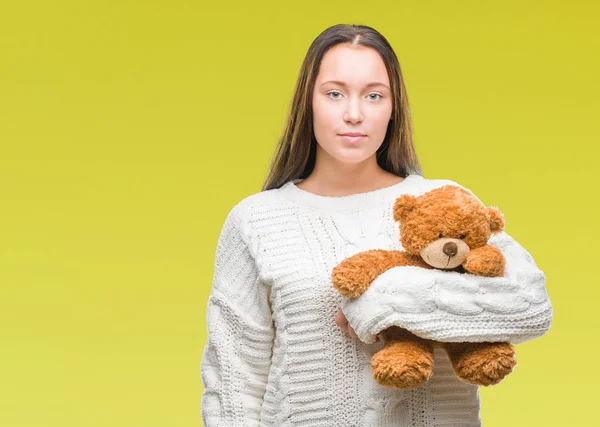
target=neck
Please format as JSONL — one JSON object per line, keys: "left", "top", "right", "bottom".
{"left": 298, "top": 152, "right": 401, "bottom": 197}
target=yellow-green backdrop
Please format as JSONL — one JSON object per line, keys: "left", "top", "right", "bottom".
{"left": 1, "top": 1, "right": 597, "bottom": 426}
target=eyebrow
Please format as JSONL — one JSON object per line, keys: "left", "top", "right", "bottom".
{"left": 320, "top": 80, "right": 390, "bottom": 90}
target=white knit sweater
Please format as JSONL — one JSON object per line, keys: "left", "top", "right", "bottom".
{"left": 200, "top": 173, "right": 553, "bottom": 427}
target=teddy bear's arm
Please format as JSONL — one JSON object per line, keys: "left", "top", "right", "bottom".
{"left": 463, "top": 244, "right": 505, "bottom": 277}
{"left": 332, "top": 250, "right": 429, "bottom": 298}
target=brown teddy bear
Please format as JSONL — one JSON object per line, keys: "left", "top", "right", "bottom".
{"left": 331, "top": 185, "right": 518, "bottom": 390}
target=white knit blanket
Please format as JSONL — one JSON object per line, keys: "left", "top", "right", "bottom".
{"left": 340, "top": 232, "right": 553, "bottom": 345}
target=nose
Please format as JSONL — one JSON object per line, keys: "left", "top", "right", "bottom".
{"left": 343, "top": 98, "right": 363, "bottom": 123}
{"left": 443, "top": 242, "right": 458, "bottom": 257}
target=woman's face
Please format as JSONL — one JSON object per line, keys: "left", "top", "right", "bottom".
{"left": 312, "top": 43, "right": 393, "bottom": 165}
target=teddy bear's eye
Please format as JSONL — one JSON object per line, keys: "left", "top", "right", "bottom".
{"left": 459, "top": 234, "right": 467, "bottom": 239}
{"left": 438, "top": 232, "right": 443, "bottom": 238}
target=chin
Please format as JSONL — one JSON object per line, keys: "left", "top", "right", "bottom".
{"left": 319, "top": 143, "right": 372, "bottom": 164}
{"left": 334, "top": 154, "right": 371, "bottom": 164}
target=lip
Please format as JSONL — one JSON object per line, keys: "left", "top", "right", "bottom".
{"left": 339, "top": 134, "right": 366, "bottom": 143}
{"left": 339, "top": 133, "right": 366, "bottom": 137}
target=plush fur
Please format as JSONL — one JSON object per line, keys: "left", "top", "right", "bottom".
{"left": 331, "top": 185, "right": 517, "bottom": 390}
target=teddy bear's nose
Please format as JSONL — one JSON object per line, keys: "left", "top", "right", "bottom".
{"left": 443, "top": 242, "right": 458, "bottom": 257}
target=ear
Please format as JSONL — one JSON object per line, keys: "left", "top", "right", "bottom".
{"left": 487, "top": 206, "right": 505, "bottom": 234}
{"left": 393, "top": 194, "right": 418, "bottom": 222}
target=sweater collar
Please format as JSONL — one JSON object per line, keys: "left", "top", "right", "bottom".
{"left": 278, "top": 174, "right": 422, "bottom": 213}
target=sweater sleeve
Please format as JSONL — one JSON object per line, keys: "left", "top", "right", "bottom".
{"left": 200, "top": 201, "right": 275, "bottom": 427}
{"left": 342, "top": 231, "right": 553, "bottom": 345}
{"left": 341, "top": 187, "right": 554, "bottom": 346}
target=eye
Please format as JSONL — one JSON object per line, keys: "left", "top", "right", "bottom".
{"left": 438, "top": 232, "right": 443, "bottom": 238}
{"left": 459, "top": 234, "right": 467, "bottom": 239}
{"left": 368, "top": 93, "right": 383, "bottom": 100}
{"left": 327, "top": 91, "right": 342, "bottom": 99}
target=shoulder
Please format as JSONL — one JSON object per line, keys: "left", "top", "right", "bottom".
{"left": 220, "top": 183, "right": 292, "bottom": 243}
{"left": 416, "top": 175, "right": 487, "bottom": 205}
{"left": 225, "top": 184, "right": 288, "bottom": 223}
{"left": 407, "top": 174, "right": 472, "bottom": 193}
{"left": 216, "top": 184, "right": 294, "bottom": 266}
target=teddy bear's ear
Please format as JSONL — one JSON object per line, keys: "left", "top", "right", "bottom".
{"left": 487, "top": 206, "right": 505, "bottom": 234}
{"left": 393, "top": 194, "right": 418, "bottom": 222}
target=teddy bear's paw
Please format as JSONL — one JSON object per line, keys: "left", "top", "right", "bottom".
{"left": 370, "top": 341, "right": 434, "bottom": 390}
{"left": 447, "top": 342, "right": 517, "bottom": 386}
{"left": 331, "top": 258, "right": 376, "bottom": 298}
{"left": 463, "top": 245, "right": 505, "bottom": 277}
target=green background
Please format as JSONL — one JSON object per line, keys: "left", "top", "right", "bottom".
{"left": 1, "top": 1, "right": 597, "bottom": 426}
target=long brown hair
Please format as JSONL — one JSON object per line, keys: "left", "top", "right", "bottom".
{"left": 262, "top": 24, "right": 423, "bottom": 191}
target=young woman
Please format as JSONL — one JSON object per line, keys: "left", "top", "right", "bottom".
{"left": 200, "top": 24, "right": 552, "bottom": 427}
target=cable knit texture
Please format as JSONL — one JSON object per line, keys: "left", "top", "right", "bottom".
{"left": 200, "top": 174, "right": 553, "bottom": 427}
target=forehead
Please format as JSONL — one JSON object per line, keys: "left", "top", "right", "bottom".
{"left": 316, "top": 44, "right": 389, "bottom": 86}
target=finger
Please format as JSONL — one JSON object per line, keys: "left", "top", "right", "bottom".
{"left": 335, "top": 309, "right": 348, "bottom": 329}
{"left": 348, "top": 326, "right": 358, "bottom": 340}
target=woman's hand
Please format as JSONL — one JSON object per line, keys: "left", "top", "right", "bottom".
{"left": 335, "top": 308, "right": 380, "bottom": 343}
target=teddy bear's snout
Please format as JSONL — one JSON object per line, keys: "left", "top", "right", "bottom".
{"left": 443, "top": 242, "right": 458, "bottom": 257}
{"left": 420, "top": 238, "right": 470, "bottom": 269}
